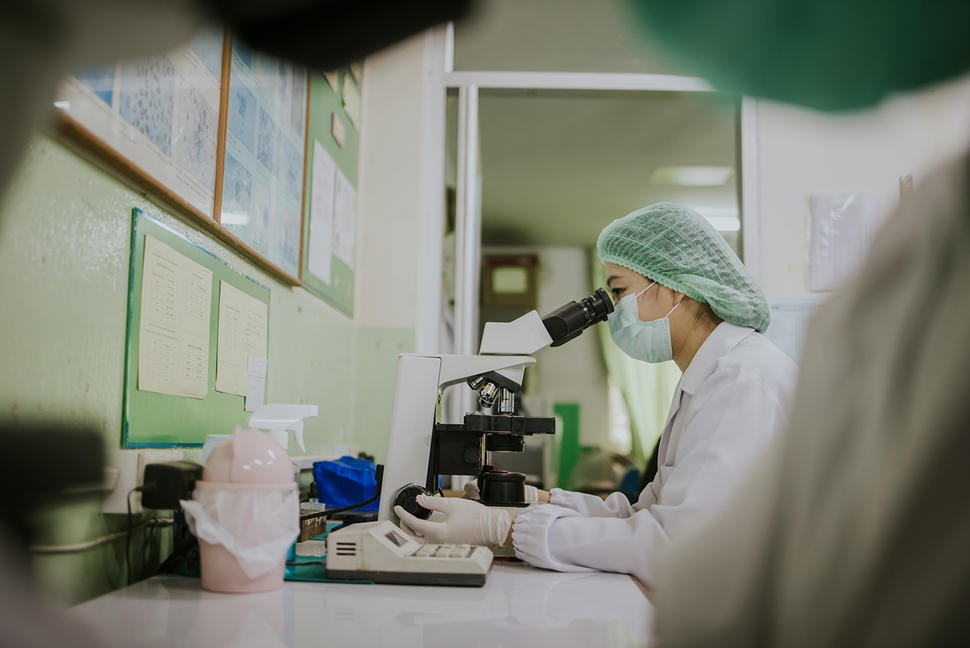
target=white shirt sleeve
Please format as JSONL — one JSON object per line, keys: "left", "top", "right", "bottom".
{"left": 511, "top": 504, "right": 594, "bottom": 573}
{"left": 548, "top": 488, "right": 636, "bottom": 517}
{"left": 520, "top": 366, "right": 790, "bottom": 586}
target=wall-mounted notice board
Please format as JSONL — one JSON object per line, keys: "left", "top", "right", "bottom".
{"left": 123, "top": 208, "right": 271, "bottom": 446}
{"left": 301, "top": 69, "right": 360, "bottom": 317}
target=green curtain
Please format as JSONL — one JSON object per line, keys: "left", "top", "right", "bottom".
{"left": 590, "top": 249, "right": 681, "bottom": 464}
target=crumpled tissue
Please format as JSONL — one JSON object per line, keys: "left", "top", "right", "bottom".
{"left": 181, "top": 488, "right": 299, "bottom": 579}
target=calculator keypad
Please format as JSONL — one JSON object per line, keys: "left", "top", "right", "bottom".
{"left": 413, "top": 543, "right": 473, "bottom": 558}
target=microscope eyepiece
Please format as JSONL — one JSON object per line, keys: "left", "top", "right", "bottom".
{"left": 541, "top": 288, "right": 614, "bottom": 347}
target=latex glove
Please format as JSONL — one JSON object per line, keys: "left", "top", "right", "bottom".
{"left": 463, "top": 481, "right": 543, "bottom": 504}
{"left": 395, "top": 495, "right": 511, "bottom": 546}
{"left": 462, "top": 480, "right": 481, "bottom": 500}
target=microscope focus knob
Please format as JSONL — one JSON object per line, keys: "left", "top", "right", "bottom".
{"left": 394, "top": 484, "right": 432, "bottom": 519}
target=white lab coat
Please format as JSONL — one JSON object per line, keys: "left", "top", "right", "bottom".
{"left": 511, "top": 322, "right": 797, "bottom": 586}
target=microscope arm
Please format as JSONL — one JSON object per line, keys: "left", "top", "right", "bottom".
{"left": 437, "top": 355, "right": 535, "bottom": 388}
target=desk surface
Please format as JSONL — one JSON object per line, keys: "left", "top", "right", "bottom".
{"left": 70, "top": 563, "right": 653, "bottom": 647}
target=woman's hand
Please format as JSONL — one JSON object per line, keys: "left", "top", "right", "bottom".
{"left": 395, "top": 495, "right": 512, "bottom": 546}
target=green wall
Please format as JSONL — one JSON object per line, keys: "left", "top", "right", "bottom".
{"left": 0, "top": 136, "right": 413, "bottom": 604}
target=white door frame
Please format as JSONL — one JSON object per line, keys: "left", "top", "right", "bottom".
{"left": 443, "top": 66, "right": 760, "bottom": 355}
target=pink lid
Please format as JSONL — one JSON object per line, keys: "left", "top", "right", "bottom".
{"left": 203, "top": 427, "right": 294, "bottom": 485}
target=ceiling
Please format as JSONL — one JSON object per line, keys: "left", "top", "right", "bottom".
{"left": 448, "top": 90, "right": 740, "bottom": 248}
{"left": 448, "top": 1, "right": 742, "bottom": 249}
{"left": 453, "top": 0, "right": 687, "bottom": 75}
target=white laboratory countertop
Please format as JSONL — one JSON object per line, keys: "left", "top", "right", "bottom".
{"left": 69, "top": 562, "right": 653, "bottom": 648}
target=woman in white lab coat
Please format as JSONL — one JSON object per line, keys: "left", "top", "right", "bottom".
{"left": 396, "top": 202, "right": 797, "bottom": 587}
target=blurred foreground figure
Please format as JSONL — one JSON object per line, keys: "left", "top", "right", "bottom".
{"left": 624, "top": 0, "right": 970, "bottom": 645}
{"left": 627, "top": 0, "right": 970, "bottom": 111}
{"left": 655, "top": 161, "right": 970, "bottom": 646}
{"left": 0, "top": 425, "right": 104, "bottom": 648}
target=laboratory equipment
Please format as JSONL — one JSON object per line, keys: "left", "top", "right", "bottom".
{"left": 378, "top": 289, "right": 613, "bottom": 529}
{"left": 326, "top": 520, "right": 493, "bottom": 586}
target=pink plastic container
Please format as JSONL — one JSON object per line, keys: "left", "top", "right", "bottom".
{"left": 195, "top": 428, "right": 296, "bottom": 593}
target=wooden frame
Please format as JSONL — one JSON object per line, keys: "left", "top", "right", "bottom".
{"left": 215, "top": 35, "right": 308, "bottom": 281}
{"left": 52, "top": 29, "right": 308, "bottom": 287}
{"left": 297, "top": 66, "right": 313, "bottom": 290}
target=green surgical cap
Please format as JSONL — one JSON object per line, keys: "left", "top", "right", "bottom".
{"left": 597, "top": 202, "right": 770, "bottom": 332}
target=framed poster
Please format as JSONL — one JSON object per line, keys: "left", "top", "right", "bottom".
{"left": 217, "top": 38, "right": 308, "bottom": 280}
{"left": 55, "top": 30, "right": 224, "bottom": 220}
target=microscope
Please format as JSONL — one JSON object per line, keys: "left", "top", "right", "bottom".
{"left": 377, "top": 288, "right": 614, "bottom": 531}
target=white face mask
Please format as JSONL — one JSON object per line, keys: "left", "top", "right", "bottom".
{"left": 607, "top": 282, "right": 681, "bottom": 363}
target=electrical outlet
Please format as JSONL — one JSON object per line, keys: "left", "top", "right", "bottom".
{"left": 102, "top": 449, "right": 184, "bottom": 514}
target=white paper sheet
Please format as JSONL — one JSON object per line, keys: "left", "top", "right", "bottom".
{"left": 333, "top": 167, "right": 356, "bottom": 268}
{"left": 307, "top": 140, "right": 336, "bottom": 283}
{"left": 809, "top": 193, "right": 879, "bottom": 292}
{"left": 244, "top": 355, "right": 267, "bottom": 412}
{"left": 348, "top": 62, "right": 363, "bottom": 83}
{"left": 331, "top": 112, "right": 346, "bottom": 148}
{"left": 138, "top": 235, "right": 212, "bottom": 399}
{"left": 341, "top": 76, "right": 361, "bottom": 128}
{"left": 323, "top": 70, "right": 341, "bottom": 91}
{"left": 763, "top": 297, "right": 827, "bottom": 362}
{"left": 216, "top": 281, "right": 268, "bottom": 396}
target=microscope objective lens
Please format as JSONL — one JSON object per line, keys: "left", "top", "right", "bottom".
{"left": 466, "top": 375, "right": 487, "bottom": 390}
{"left": 497, "top": 389, "right": 515, "bottom": 414}
{"left": 478, "top": 382, "right": 499, "bottom": 408}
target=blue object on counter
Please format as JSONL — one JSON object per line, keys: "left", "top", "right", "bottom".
{"left": 285, "top": 541, "right": 297, "bottom": 580}
{"left": 312, "top": 456, "right": 379, "bottom": 511}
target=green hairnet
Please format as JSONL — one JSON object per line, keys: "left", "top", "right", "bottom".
{"left": 597, "top": 202, "right": 770, "bottom": 332}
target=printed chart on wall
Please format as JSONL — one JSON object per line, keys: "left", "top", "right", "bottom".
{"left": 220, "top": 38, "right": 308, "bottom": 279}
{"left": 55, "top": 30, "right": 224, "bottom": 218}
{"left": 124, "top": 208, "right": 271, "bottom": 446}
{"left": 763, "top": 297, "right": 827, "bottom": 362}
{"left": 302, "top": 69, "right": 360, "bottom": 316}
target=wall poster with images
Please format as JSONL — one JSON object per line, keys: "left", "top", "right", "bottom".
{"left": 55, "top": 30, "right": 225, "bottom": 220}
{"left": 54, "top": 30, "right": 313, "bottom": 287}
{"left": 219, "top": 38, "right": 308, "bottom": 282}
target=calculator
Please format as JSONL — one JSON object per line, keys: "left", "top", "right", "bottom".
{"left": 326, "top": 520, "right": 493, "bottom": 586}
